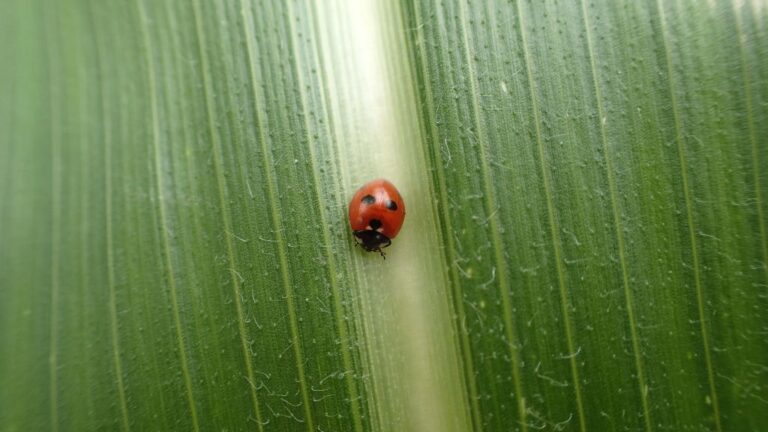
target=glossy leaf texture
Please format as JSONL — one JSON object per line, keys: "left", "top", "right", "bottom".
{"left": 1, "top": 0, "right": 766, "bottom": 431}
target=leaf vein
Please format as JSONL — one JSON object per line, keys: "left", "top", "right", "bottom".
{"left": 46, "top": 4, "right": 61, "bottom": 426}
{"left": 579, "top": 2, "right": 652, "bottom": 431}
{"left": 138, "top": 2, "right": 200, "bottom": 430}
{"left": 458, "top": 1, "right": 527, "bottom": 429}
{"left": 405, "top": 1, "right": 483, "bottom": 429}
{"left": 732, "top": 3, "right": 768, "bottom": 278}
{"left": 655, "top": 2, "right": 722, "bottom": 430}
{"left": 89, "top": 2, "right": 130, "bottom": 429}
{"left": 515, "top": 1, "right": 586, "bottom": 430}
{"left": 240, "top": 1, "right": 312, "bottom": 429}
{"left": 302, "top": 1, "right": 367, "bottom": 430}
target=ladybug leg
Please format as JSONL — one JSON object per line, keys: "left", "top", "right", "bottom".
{"left": 377, "top": 237, "right": 391, "bottom": 259}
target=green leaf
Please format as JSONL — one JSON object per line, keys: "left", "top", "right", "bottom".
{"left": 404, "top": 1, "right": 768, "bottom": 430}
{"left": 1, "top": 0, "right": 766, "bottom": 431}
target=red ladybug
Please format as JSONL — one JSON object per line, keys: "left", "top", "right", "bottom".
{"left": 348, "top": 179, "right": 406, "bottom": 258}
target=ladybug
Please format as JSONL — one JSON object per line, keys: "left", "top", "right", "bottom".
{"left": 348, "top": 179, "right": 406, "bottom": 258}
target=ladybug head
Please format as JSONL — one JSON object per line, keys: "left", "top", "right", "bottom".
{"left": 353, "top": 229, "right": 392, "bottom": 258}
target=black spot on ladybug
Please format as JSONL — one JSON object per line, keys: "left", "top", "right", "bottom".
{"left": 386, "top": 200, "right": 398, "bottom": 211}
{"left": 361, "top": 194, "right": 375, "bottom": 205}
{"left": 369, "top": 219, "right": 382, "bottom": 230}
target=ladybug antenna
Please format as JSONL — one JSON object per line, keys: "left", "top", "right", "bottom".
{"left": 379, "top": 249, "right": 387, "bottom": 260}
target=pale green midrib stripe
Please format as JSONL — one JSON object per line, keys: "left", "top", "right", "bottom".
{"left": 655, "top": 2, "right": 722, "bottom": 431}
{"left": 732, "top": 5, "right": 768, "bottom": 279}
{"left": 579, "top": 2, "right": 653, "bottom": 431}
{"left": 406, "top": 1, "right": 482, "bottom": 430}
{"left": 137, "top": 3, "right": 201, "bottom": 430}
{"left": 457, "top": 2, "right": 529, "bottom": 431}
{"left": 189, "top": 0, "right": 264, "bottom": 426}
{"left": 311, "top": 2, "right": 384, "bottom": 429}
{"left": 90, "top": 4, "right": 130, "bottom": 429}
{"left": 383, "top": 5, "right": 476, "bottom": 430}
{"left": 514, "top": 2, "right": 586, "bottom": 431}
{"left": 299, "top": 1, "right": 366, "bottom": 430}
{"left": 46, "top": 4, "right": 60, "bottom": 427}
{"left": 306, "top": 1, "right": 387, "bottom": 431}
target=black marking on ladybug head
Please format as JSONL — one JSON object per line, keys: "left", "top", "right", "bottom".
{"left": 368, "top": 218, "right": 382, "bottom": 231}
{"left": 353, "top": 229, "right": 392, "bottom": 258}
{"left": 386, "top": 200, "right": 398, "bottom": 211}
{"left": 361, "top": 194, "right": 375, "bottom": 205}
